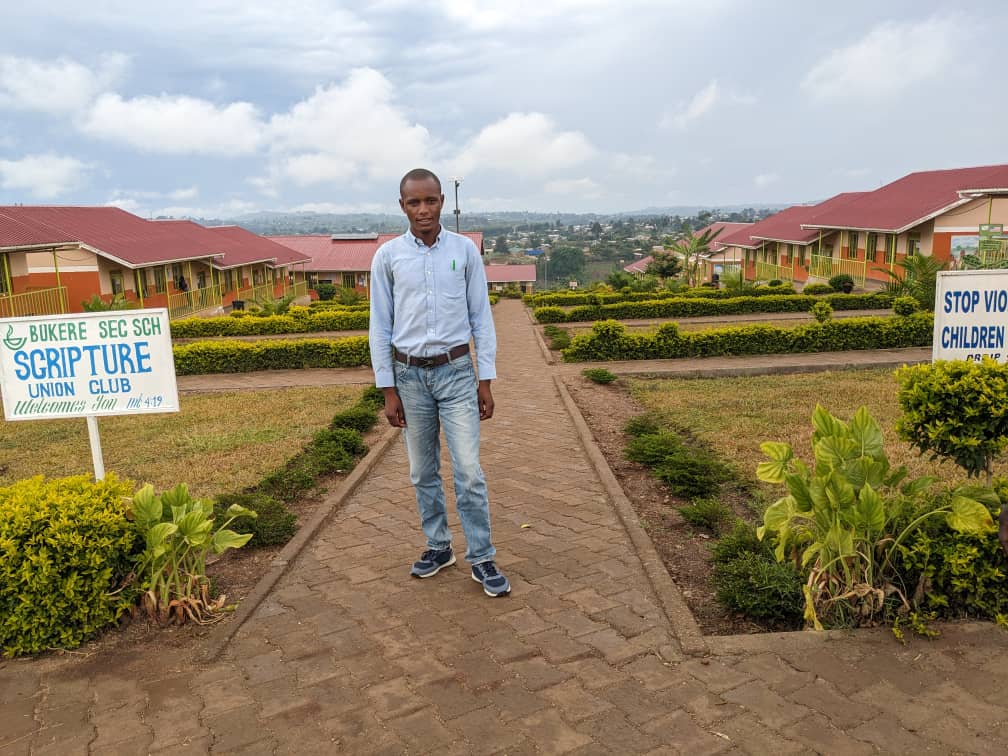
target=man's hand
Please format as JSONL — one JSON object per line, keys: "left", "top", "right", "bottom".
{"left": 999, "top": 506, "right": 1008, "bottom": 557}
{"left": 383, "top": 388, "right": 406, "bottom": 427}
{"left": 477, "top": 380, "right": 494, "bottom": 421}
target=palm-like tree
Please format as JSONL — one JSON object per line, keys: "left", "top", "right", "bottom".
{"left": 884, "top": 254, "right": 946, "bottom": 311}
{"left": 665, "top": 224, "right": 724, "bottom": 287}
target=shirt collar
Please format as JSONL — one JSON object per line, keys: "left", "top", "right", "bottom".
{"left": 406, "top": 225, "right": 445, "bottom": 249}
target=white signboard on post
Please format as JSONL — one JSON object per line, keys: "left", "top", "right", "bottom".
{"left": 0, "top": 308, "right": 179, "bottom": 420}
{"left": 933, "top": 270, "right": 1008, "bottom": 364}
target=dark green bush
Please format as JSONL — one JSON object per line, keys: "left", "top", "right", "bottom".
{"left": 714, "top": 552, "right": 805, "bottom": 624}
{"left": 810, "top": 300, "right": 833, "bottom": 323}
{"left": 173, "top": 337, "right": 371, "bottom": 374}
{"left": 360, "top": 385, "right": 384, "bottom": 410}
{"left": 626, "top": 431, "right": 733, "bottom": 499}
{"left": 0, "top": 475, "right": 138, "bottom": 656}
{"left": 315, "top": 283, "right": 337, "bottom": 300}
{"left": 623, "top": 413, "right": 664, "bottom": 438}
{"left": 331, "top": 405, "right": 379, "bottom": 433}
{"left": 768, "top": 279, "right": 783, "bottom": 287}
{"left": 803, "top": 283, "right": 835, "bottom": 295}
{"left": 828, "top": 273, "right": 855, "bottom": 291}
{"left": 550, "top": 332, "right": 571, "bottom": 350}
{"left": 711, "top": 519, "right": 771, "bottom": 565}
{"left": 562, "top": 313, "right": 933, "bottom": 362}
{"left": 678, "top": 498, "right": 733, "bottom": 532}
{"left": 215, "top": 492, "right": 297, "bottom": 547}
{"left": 892, "top": 296, "right": 920, "bottom": 316}
{"left": 583, "top": 367, "right": 617, "bottom": 384}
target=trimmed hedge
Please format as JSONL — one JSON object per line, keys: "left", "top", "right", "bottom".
{"left": 172, "top": 309, "right": 369, "bottom": 337}
{"left": 525, "top": 284, "right": 796, "bottom": 308}
{"left": 1, "top": 475, "right": 138, "bottom": 656}
{"left": 174, "top": 336, "right": 370, "bottom": 374}
{"left": 561, "top": 312, "right": 933, "bottom": 361}
{"left": 535, "top": 292, "right": 894, "bottom": 323}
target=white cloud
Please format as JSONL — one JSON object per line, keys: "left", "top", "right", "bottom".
{"left": 0, "top": 153, "right": 89, "bottom": 198}
{"left": 81, "top": 93, "right": 263, "bottom": 155}
{"left": 802, "top": 15, "right": 961, "bottom": 102}
{"left": 454, "top": 113, "right": 595, "bottom": 178}
{"left": 661, "top": 80, "right": 720, "bottom": 130}
{"left": 265, "top": 69, "right": 432, "bottom": 186}
{"left": 289, "top": 201, "right": 392, "bottom": 214}
{"left": 0, "top": 53, "right": 127, "bottom": 114}
{"left": 754, "top": 173, "right": 780, "bottom": 188}
{"left": 544, "top": 177, "right": 602, "bottom": 199}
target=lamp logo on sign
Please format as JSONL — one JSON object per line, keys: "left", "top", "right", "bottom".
{"left": 0, "top": 309, "right": 180, "bottom": 421}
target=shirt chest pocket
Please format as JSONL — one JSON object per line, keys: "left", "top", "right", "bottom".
{"left": 439, "top": 267, "right": 467, "bottom": 300}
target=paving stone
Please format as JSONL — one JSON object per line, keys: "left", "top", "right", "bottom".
{"left": 920, "top": 713, "right": 1004, "bottom": 754}
{"left": 620, "top": 655, "right": 679, "bottom": 691}
{"left": 203, "top": 702, "right": 267, "bottom": 752}
{"left": 850, "top": 715, "right": 934, "bottom": 753}
{"left": 475, "top": 681, "right": 549, "bottom": 722}
{"left": 548, "top": 609, "right": 609, "bottom": 638}
{"left": 526, "top": 628, "right": 594, "bottom": 663}
{"left": 507, "top": 656, "right": 573, "bottom": 691}
{"left": 521, "top": 708, "right": 594, "bottom": 755}
{"left": 734, "top": 653, "right": 814, "bottom": 696}
{"left": 149, "top": 734, "right": 214, "bottom": 754}
{"left": 451, "top": 705, "right": 528, "bottom": 755}
{"left": 680, "top": 658, "right": 753, "bottom": 694}
{"left": 641, "top": 709, "right": 732, "bottom": 755}
{"left": 597, "top": 604, "right": 658, "bottom": 637}
{"left": 385, "top": 706, "right": 455, "bottom": 751}
{"left": 559, "top": 658, "right": 625, "bottom": 690}
{"left": 580, "top": 628, "right": 647, "bottom": 664}
{"left": 786, "top": 678, "right": 874, "bottom": 730}
{"left": 365, "top": 676, "right": 426, "bottom": 721}
{"left": 420, "top": 678, "right": 487, "bottom": 720}
{"left": 541, "top": 680, "right": 614, "bottom": 721}
{"left": 565, "top": 588, "right": 621, "bottom": 614}
{"left": 715, "top": 713, "right": 809, "bottom": 755}
{"left": 91, "top": 732, "right": 155, "bottom": 755}
{"left": 783, "top": 713, "right": 874, "bottom": 755}
{"left": 575, "top": 709, "right": 662, "bottom": 753}
{"left": 721, "top": 681, "right": 809, "bottom": 730}
{"left": 471, "top": 626, "right": 537, "bottom": 662}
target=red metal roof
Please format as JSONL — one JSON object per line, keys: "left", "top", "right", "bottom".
{"left": 270, "top": 230, "right": 483, "bottom": 273}
{"left": 719, "top": 193, "right": 867, "bottom": 247}
{"left": 624, "top": 255, "right": 653, "bottom": 274}
{"left": 699, "top": 222, "right": 752, "bottom": 251}
{"left": 0, "top": 210, "right": 77, "bottom": 248}
{"left": 0, "top": 206, "right": 221, "bottom": 267}
{"left": 485, "top": 264, "right": 536, "bottom": 283}
{"left": 204, "top": 224, "right": 310, "bottom": 267}
{"left": 805, "top": 165, "right": 1008, "bottom": 233}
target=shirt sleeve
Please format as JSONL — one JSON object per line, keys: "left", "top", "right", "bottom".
{"left": 369, "top": 245, "right": 396, "bottom": 388}
{"left": 465, "top": 241, "right": 497, "bottom": 381}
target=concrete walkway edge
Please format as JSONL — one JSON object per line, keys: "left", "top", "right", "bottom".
{"left": 553, "top": 373, "right": 708, "bottom": 657}
{"left": 201, "top": 421, "right": 400, "bottom": 661}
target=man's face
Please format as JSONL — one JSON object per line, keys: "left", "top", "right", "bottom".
{"left": 400, "top": 177, "right": 444, "bottom": 236}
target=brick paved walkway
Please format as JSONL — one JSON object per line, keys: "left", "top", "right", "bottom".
{"left": 3, "top": 299, "right": 1008, "bottom": 754}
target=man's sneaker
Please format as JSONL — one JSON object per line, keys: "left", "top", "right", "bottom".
{"left": 471, "top": 561, "right": 511, "bottom": 597}
{"left": 410, "top": 548, "right": 456, "bottom": 578}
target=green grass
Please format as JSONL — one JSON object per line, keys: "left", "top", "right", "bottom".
{"left": 0, "top": 386, "right": 363, "bottom": 499}
{"left": 627, "top": 369, "right": 1008, "bottom": 493}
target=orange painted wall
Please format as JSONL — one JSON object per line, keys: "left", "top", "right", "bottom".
{"left": 12, "top": 270, "right": 101, "bottom": 313}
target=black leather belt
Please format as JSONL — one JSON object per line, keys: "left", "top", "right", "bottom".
{"left": 394, "top": 343, "right": 469, "bottom": 368}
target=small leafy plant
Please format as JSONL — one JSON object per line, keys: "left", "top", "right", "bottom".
{"left": 678, "top": 498, "right": 733, "bottom": 532}
{"left": 626, "top": 430, "right": 733, "bottom": 499}
{"left": 130, "top": 483, "right": 256, "bottom": 625}
{"left": 810, "top": 300, "right": 833, "bottom": 323}
{"left": 757, "top": 405, "right": 995, "bottom": 629}
{"left": 583, "top": 367, "right": 617, "bottom": 384}
{"left": 892, "top": 296, "right": 919, "bottom": 317}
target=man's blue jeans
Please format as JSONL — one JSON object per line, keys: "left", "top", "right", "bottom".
{"left": 394, "top": 354, "right": 495, "bottom": 564}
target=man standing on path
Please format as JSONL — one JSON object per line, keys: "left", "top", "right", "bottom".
{"left": 368, "top": 168, "right": 510, "bottom": 597}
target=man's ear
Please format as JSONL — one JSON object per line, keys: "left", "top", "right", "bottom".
{"left": 399, "top": 198, "right": 406, "bottom": 212}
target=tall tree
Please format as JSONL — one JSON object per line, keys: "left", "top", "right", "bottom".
{"left": 645, "top": 252, "right": 683, "bottom": 280}
{"left": 545, "top": 245, "right": 586, "bottom": 283}
{"left": 495, "top": 235, "right": 509, "bottom": 254}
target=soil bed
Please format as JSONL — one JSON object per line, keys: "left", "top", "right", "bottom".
{"left": 565, "top": 375, "right": 778, "bottom": 635}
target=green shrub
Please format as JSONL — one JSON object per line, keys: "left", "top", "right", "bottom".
{"left": 711, "top": 519, "right": 771, "bottom": 565}
{"left": 359, "top": 385, "right": 385, "bottom": 410}
{"left": 170, "top": 309, "right": 369, "bottom": 337}
{"left": 315, "top": 283, "right": 337, "bottom": 301}
{"left": 550, "top": 332, "right": 571, "bottom": 350}
{"left": 897, "top": 360, "right": 1008, "bottom": 482}
{"left": 678, "top": 498, "right": 733, "bottom": 532}
{"left": 768, "top": 279, "right": 783, "bottom": 287}
{"left": 892, "top": 296, "right": 919, "bottom": 316}
{"left": 713, "top": 552, "right": 805, "bottom": 624}
{"left": 803, "top": 283, "right": 834, "bottom": 295}
{"left": 810, "top": 300, "right": 833, "bottom": 323}
{"left": 623, "top": 413, "right": 664, "bottom": 438}
{"left": 173, "top": 336, "right": 371, "bottom": 374}
{"left": 215, "top": 492, "right": 297, "bottom": 548}
{"left": 828, "top": 273, "right": 855, "bottom": 291}
{"left": 0, "top": 475, "right": 138, "bottom": 656}
{"left": 330, "top": 405, "right": 379, "bottom": 433}
{"left": 583, "top": 367, "right": 617, "bottom": 384}
{"left": 562, "top": 313, "right": 932, "bottom": 362}
{"left": 259, "top": 427, "right": 366, "bottom": 502}
{"left": 626, "top": 431, "right": 733, "bottom": 499}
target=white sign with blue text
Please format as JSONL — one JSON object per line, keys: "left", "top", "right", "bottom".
{"left": 0, "top": 308, "right": 179, "bottom": 421}
{"left": 933, "top": 270, "right": 1008, "bottom": 364}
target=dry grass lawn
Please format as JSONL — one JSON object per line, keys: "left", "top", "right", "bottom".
{"left": 0, "top": 386, "right": 363, "bottom": 499}
{"left": 627, "top": 368, "right": 1007, "bottom": 500}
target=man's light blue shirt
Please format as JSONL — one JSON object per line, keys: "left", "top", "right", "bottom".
{"left": 369, "top": 227, "right": 497, "bottom": 388}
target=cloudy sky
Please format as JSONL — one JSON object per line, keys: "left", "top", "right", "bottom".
{"left": 1, "top": 1, "right": 1005, "bottom": 217}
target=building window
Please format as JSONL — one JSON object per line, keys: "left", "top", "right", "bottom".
{"left": 799, "top": 246, "right": 807, "bottom": 266}
{"left": 253, "top": 268, "right": 264, "bottom": 285}
{"left": 171, "top": 263, "right": 183, "bottom": 285}
{"left": 223, "top": 270, "right": 234, "bottom": 292}
{"left": 197, "top": 271, "right": 207, "bottom": 289}
{"left": 110, "top": 270, "right": 124, "bottom": 295}
{"left": 341, "top": 272, "right": 355, "bottom": 288}
{"left": 884, "top": 234, "right": 896, "bottom": 265}
{"left": 847, "top": 231, "right": 859, "bottom": 259}
{"left": 0, "top": 252, "right": 9, "bottom": 294}
{"left": 865, "top": 233, "right": 878, "bottom": 263}
{"left": 907, "top": 234, "right": 920, "bottom": 257}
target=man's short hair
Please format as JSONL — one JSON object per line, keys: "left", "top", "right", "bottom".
{"left": 400, "top": 168, "right": 442, "bottom": 196}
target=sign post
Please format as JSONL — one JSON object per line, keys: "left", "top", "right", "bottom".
{"left": 933, "top": 270, "right": 1008, "bottom": 364}
{"left": 0, "top": 308, "right": 179, "bottom": 480}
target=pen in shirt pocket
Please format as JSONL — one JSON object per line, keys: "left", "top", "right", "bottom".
{"left": 452, "top": 259, "right": 456, "bottom": 271}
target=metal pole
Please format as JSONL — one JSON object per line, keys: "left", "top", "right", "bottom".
{"left": 453, "top": 179, "right": 461, "bottom": 233}
{"left": 86, "top": 415, "right": 106, "bottom": 480}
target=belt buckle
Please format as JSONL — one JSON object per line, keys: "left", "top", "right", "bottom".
{"left": 415, "top": 356, "right": 437, "bottom": 369}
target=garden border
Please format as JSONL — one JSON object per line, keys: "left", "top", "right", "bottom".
{"left": 201, "top": 421, "right": 400, "bottom": 661}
